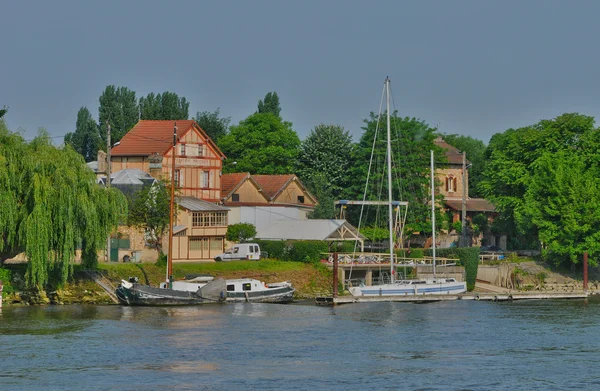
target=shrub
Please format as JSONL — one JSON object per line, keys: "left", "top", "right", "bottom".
{"left": 254, "top": 240, "right": 286, "bottom": 259}
{"left": 0, "top": 267, "right": 15, "bottom": 295}
{"left": 451, "top": 221, "right": 462, "bottom": 234}
{"left": 226, "top": 223, "right": 257, "bottom": 243}
{"left": 425, "top": 247, "right": 480, "bottom": 291}
{"left": 286, "top": 241, "right": 329, "bottom": 263}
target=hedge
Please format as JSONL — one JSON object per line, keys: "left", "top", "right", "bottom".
{"left": 424, "top": 247, "right": 480, "bottom": 291}
{"left": 254, "top": 240, "right": 331, "bottom": 263}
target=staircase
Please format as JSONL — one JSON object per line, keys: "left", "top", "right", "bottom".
{"left": 84, "top": 270, "right": 120, "bottom": 304}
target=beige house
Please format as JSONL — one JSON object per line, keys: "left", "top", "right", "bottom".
{"left": 107, "top": 120, "right": 228, "bottom": 262}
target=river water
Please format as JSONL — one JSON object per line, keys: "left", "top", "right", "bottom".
{"left": 1, "top": 298, "right": 599, "bottom": 390}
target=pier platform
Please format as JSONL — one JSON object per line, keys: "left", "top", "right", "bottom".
{"left": 315, "top": 291, "right": 588, "bottom": 306}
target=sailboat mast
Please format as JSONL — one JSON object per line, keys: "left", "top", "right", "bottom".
{"left": 431, "top": 150, "right": 437, "bottom": 279}
{"left": 385, "top": 77, "right": 395, "bottom": 283}
{"left": 167, "top": 122, "right": 177, "bottom": 287}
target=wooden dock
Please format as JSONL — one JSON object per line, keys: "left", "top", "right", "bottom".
{"left": 315, "top": 291, "right": 588, "bottom": 306}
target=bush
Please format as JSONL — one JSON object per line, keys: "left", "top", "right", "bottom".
{"left": 254, "top": 240, "right": 286, "bottom": 259}
{"left": 425, "top": 247, "right": 480, "bottom": 291}
{"left": 226, "top": 223, "right": 257, "bottom": 243}
{"left": 452, "top": 221, "right": 462, "bottom": 234}
{"left": 396, "top": 248, "right": 424, "bottom": 259}
{"left": 286, "top": 241, "right": 329, "bottom": 263}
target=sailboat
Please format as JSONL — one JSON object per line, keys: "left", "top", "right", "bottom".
{"left": 348, "top": 78, "right": 466, "bottom": 297}
{"left": 115, "top": 122, "right": 294, "bottom": 306}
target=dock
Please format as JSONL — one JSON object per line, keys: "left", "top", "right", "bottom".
{"left": 315, "top": 291, "right": 589, "bottom": 306}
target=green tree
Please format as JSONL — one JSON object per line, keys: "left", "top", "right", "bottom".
{"left": 257, "top": 92, "right": 281, "bottom": 118}
{"left": 226, "top": 223, "right": 257, "bottom": 243}
{"left": 305, "top": 173, "right": 336, "bottom": 219}
{"left": 0, "top": 123, "right": 127, "bottom": 288}
{"left": 98, "top": 85, "right": 139, "bottom": 145}
{"left": 295, "top": 124, "right": 353, "bottom": 199}
{"left": 0, "top": 106, "right": 6, "bottom": 118}
{"left": 346, "top": 112, "right": 442, "bottom": 237}
{"left": 480, "top": 113, "right": 598, "bottom": 254}
{"left": 194, "top": 108, "right": 230, "bottom": 143}
{"left": 219, "top": 112, "right": 300, "bottom": 174}
{"left": 64, "top": 107, "right": 101, "bottom": 162}
{"left": 139, "top": 91, "right": 189, "bottom": 120}
{"left": 523, "top": 151, "right": 600, "bottom": 266}
{"left": 127, "top": 181, "right": 171, "bottom": 256}
{"left": 441, "top": 134, "right": 486, "bottom": 198}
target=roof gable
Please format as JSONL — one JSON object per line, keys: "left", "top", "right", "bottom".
{"left": 434, "top": 137, "right": 471, "bottom": 165}
{"left": 252, "top": 174, "right": 295, "bottom": 200}
{"left": 110, "top": 120, "right": 225, "bottom": 158}
{"left": 221, "top": 172, "right": 251, "bottom": 199}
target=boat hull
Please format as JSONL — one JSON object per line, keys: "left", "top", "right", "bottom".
{"left": 116, "top": 278, "right": 227, "bottom": 306}
{"left": 226, "top": 286, "right": 296, "bottom": 303}
{"left": 349, "top": 281, "right": 467, "bottom": 297}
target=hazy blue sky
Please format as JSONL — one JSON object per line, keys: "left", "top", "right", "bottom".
{"left": 2, "top": 0, "right": 600, "bottom": 144}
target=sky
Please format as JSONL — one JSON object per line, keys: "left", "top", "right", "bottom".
{"left": 2, "top": 0, "right": 600, "bottom": 144}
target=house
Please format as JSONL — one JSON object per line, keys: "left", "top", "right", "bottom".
{"left": 221, "top": 173, "right": 317, "bottom": 230}
{"left": 434, "top": 136, "right": 504, "bottom": 248}
{"left": 107, "top": 120, "right": 229, "bottom": 261}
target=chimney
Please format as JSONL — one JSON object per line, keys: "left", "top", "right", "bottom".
{"left": 97, "top": 150, "right": 107, "bottom": 174}
{"left": 148, "top": 152, "right": 163, "bottom": 179}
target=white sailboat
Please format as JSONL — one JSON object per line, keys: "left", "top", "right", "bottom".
{"left": 348, "top": 78, "right": 466, "bottom": 297}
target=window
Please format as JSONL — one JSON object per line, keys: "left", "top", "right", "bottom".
{"left": 189, "top": 238, "right": 203, "bottom": 251}
{"left": 227, "top": 284, "right": 235, "bottom": 292}
{"left": 192, "top": 212, "right": 228, "bottom": 227}
{"left": 180, "top": 144, "right": 186, "bottom": 156}
{"left": 232, "top": 193, "right": 240, "bottom": 202}
{"left": 445, "top": 176, "right": 457, "bottom": 193}
{"left": 210, "top": 237, "right": 223, "bottom": 251}
{"left": 297, "top": 195, "right": 305, "bottom": 204}
{"left": 202, "top": 171, "right": 210, "bottom": 188}
{"left": 198, "top": 144, "right": 204, "bottom": 157}
{"left": 174, "top": 170, "right": 183, "bottom": 187}
{"left": 243, "top": 283, "right": 252, "bottom": 291}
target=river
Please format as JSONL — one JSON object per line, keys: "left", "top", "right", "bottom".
{"left": 1, "top": 298, "right": 599, "bottom": 390}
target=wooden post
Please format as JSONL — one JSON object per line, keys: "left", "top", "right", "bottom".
{"left": 333, "top": 252, "right": 338, "bottom": 298}
{"left": 583, "top": 251, "right": 589, "bottom": 292}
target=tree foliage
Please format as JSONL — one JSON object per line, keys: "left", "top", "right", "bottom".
{"left": 98, "top": 85, "right": 139, "bottom": 145}
{"left": 305, "top": 173, "right": 336, "bottom": 219}
{"left": 219, "top": 112, "right": 300, "bottom": 174}
{"left": 194, "top": 108, "right": 230, "bottom": 143}
{"left": 226, "top": 223, "right": 257, "bottom": 243}
{"left": 0, "top": 106, "right": 6, "bottom": 119}
{"left": 127, "top": 181, "right": 171, "bottom": 255}
{"left": 257, "top": 91, "right": 281, "bottom": 118}
{"left": 480, "top": 113, "right": 600, "bottom": 263}
{"left": 295, "top": 124, "right": 353, "bottom": 200}
{"left": 346, "top": 112, "right": 443, "bottom": 238}
{"left": 441, "top": 134, "right": 486, "bottom": 198}
{"left": 0, "top": 122, "right": 127, "bottom": 288}
{"left": 139, "top": 92, "right": 189, "bottom": 120}
{"left": 64, "top": 107, "right": 101, "bottom": 162}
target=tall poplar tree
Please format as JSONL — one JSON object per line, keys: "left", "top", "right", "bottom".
{"left": 98, "top": 85, "right": 139, "bottom": 145}
{"left": 194, "top": 108, "right": 230, "bottom": 143}
{"left": 139, "top": 91, "right": 189, "bottom": 120}
{"left": 64, "top": 107, "right": 101, "bottom": 162}
{"left": 257, "top": 92, "right": 281, "bottom": 118}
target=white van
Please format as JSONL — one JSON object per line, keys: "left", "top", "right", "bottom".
{"left": 214, "top": 243, "right": 261, "bottom": 262}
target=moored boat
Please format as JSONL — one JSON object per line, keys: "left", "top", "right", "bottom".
{"left": 116, "top": 277, "right": 227, "bottom": 306}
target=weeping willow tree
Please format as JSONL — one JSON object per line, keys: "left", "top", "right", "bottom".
{"left": 0, "top": 121, "right": 127, "bottom": 288}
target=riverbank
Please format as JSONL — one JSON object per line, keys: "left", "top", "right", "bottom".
{"left": 0, "top": 260, "right": 334, "bottom": 306}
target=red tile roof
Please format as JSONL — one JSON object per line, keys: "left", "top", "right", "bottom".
{"left": 434, "top": 137, "right": 471, "bottom": 165}
{"left": 111, "top": 120, "right": 224, "bottom": 158}
{"left": 252, "top": 174, "right": 295, "bottom": 200}
{"left": 445, "top": 198, "right": 495, "bottom": 212}
{"left": 221, "top": 172, "right": 250, "bottom": 199}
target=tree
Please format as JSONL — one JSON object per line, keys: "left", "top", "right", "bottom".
{"left": 441, "top": 134, "right": 486, "bottom": 198}
{"left": 127, "top": 181, "right": 171, "bottom": 256}
{"left": 219, "top": 112, "right": 300, "bottom": 174}
{"left": 194, "top": 108, "right": 230, "bottom": 143}
{"left": 257, "top": 92, "right": 281, "bottom": 118}
{"left": 64, "top": 107, "right": 101, "bottom": 162}
{"left": 523, "top": 151, "right": 600, "bottom": 266}
{"left": 346, "top": 112, "right": 443, "bottom": 238}
{"left": 295, "top": 124, "right": 353, "bottom": 199}
{"left": 139, "top": 91, "right": 189, "bottom": 120}
{"left": 226, "top": 223, "right": 257, "bottom": 243}
{"left": 0, "top": 123, "right": 127, "bottom": 288}
{"left": 0, "top": 106, "right": 6, "bottom": 119}
{"left": 98, "top": 85, "right": 139, "bottom": 145}
{"left": 305, "top": 173, "right": 336, "bottom": 219}
{"left": 480, "top": 112, "right": 599, "bottom": 254}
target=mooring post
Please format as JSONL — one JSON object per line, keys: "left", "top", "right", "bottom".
{"left": 583, "top": 252, "right": 589, "bottom": 293}
{"left": 333, "top": 252, "right": 338, "bottom": 298}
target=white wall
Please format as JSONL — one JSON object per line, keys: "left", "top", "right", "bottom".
{"left": 228, "top": 206, "right": 306, "bottom": 228}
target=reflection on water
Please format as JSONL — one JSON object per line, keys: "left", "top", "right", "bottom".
{"left": 2, "top": 299, "right": 600, "bottom": 390}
